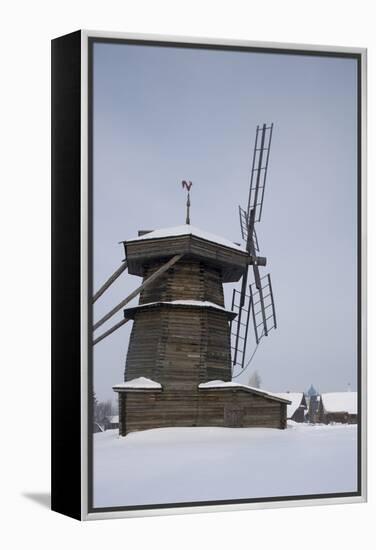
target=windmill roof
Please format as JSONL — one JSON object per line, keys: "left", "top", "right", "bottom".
{"left": 273, "top": 393, "right": 306, "bottom": 418}
{"left": 321, "top": 392, "right": 357, "bottom": 415}
{"left": 198, "top": 380, "right": 291, "bottom": 404}
{"left": 124, "top": 224, "right": 249, "bottom": 283}
{"left": 125, "top": 224, "right": 246, "bottom": 253}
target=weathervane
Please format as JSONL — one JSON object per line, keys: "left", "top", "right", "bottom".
{"left": 182, "top": 180, "right": 192, "bottom": 225}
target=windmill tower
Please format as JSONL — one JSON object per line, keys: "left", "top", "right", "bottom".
{"left": 93, "top": 122, "right": 290, "bottom": 435}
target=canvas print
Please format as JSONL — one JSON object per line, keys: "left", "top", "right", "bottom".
{"left": 90, "top": 39, "right": 360, "bottom": 510}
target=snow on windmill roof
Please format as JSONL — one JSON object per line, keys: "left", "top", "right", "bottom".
{"left": 123, "top": 299, "right": 236, "bottom": 318}
{"left": 198, "top": 380, "right": 291, "bottom": 404}
{"left": 274, "top": 393, "right": 306, "bottom": 418}
{"left": 113, "top": 377, "right": 162, "bottom": 391}
{"left": 126, "top": 224, "right": 246, "bottom": 252}
{"left": 321, "top": 392, "right": 357, "bottom": 415}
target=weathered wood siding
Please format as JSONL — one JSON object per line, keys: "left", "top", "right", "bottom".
{"left": 125, "top": 234, "right": 248, "bottom": 282}
{"left": 119, "top": 389, "right": 287, "bottom": 434}
{"left": 139, "top": 258, "right": 224, "bottom": 305}
{"left": 125, "top": 307, "right": 232, "bottom": 385}
{"left": 125, "top": 258, "right": 232, "bottom": 385}
{"left": 197, "top": 390, "right": 286, "bottom": 429}
{"left": 125, "top": 308, "right": 162, "bottom": 381}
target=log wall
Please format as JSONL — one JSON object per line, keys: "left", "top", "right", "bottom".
{"left": 125, "top": 307, "right": 232, "bottom": 385}
{"left": 125, "top": 258, "right": 232, "bottom": 385}
{"left": 119, "top": 389, "right": 287, "bottom": 434}
{"left": 139, "top": 258, "right": 224, "bottom": 305}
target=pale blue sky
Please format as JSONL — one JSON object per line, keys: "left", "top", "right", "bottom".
{"left": 92, "top": 41, "right": 358, "bottom": 402}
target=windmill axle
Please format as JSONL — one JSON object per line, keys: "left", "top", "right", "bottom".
{"left": 249, "top": 255, "right": 267, "bottom": 266}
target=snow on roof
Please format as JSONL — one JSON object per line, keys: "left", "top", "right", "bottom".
{"left": 107, "top": 416, "right": 119, "bottom": 424}
{"left": 198, "top": 380, "right": 291, "bottom": 404}
{"left": 126, "top": 225, "right": 246, "bottom": 252}
{"left": 113, "top": 377, "right": 162, "bottom": 391}
{"left": 274, "top": 393, "right": 305, "bottom": 418}
{"left": 124, "top": 299, "right": 235, "bottom": 315}
{"left": 321, "top": 392, "right": 357, "bottom": 415}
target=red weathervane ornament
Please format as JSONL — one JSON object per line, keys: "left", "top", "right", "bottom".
{"left": 182, "top": 180, "right": 193, "bottom": 224}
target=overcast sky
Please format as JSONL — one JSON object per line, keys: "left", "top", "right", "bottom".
{"left": 92, "top": 41, "right": 358, "bottom": 402}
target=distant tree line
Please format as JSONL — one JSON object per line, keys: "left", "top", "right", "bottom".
{"left": 91, "top": 392, "right": 118, "bottom": 424}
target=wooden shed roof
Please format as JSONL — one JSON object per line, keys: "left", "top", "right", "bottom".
{"left": 198, "top": 380, "right": 292, "bottom": 404}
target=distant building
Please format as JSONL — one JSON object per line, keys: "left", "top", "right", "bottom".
{"left": 306, "top": 384, "right": 318, "bottom": 398}
{"left": 305, "top": 384, "right": 320, "bottom": 423}
{"left": 318, "top": 392, "right": 357, "bottom": 424}
{"left": 93, "top": 422, "right": 104, "bottom": 434}
{"left": 306, "top": 394, "right": 321, "bottom": 423}
{"left": 104, "top": 415, "right": 119, "bottom": 430}
{"left": 274, "top": 393, "right": 307, "bottom": 423}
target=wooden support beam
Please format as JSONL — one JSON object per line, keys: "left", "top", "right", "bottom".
{"left": 93, "top": 261, "right": 128, "bottom": 303}
{"left": 93, "top": 254, "right": 183, "bottom": 331}
{"left": 93, "top": 318, "right": 130, "bottom": 345}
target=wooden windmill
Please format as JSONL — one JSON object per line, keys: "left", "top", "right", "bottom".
{"left": 93, "top": 122, "right": 289, "bottom": 435}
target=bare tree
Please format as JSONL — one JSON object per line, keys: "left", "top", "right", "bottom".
{"left": 92, "top": 391, "right": 99, "bottom": 422}
{"left": 96, "top": 400, "right": 113, "bottom": 423}
{"left": 249, "top": 370, "right": 262, "bottom": 389}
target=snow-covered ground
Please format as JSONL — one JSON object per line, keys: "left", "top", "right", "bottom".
{"left": 93, "top": 423, "right": 357, "bottom": 508}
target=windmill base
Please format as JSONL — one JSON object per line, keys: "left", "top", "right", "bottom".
{"left": 116, "top": 386, "right": 288, "bottom": 436}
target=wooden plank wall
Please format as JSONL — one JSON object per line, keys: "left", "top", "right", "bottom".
{"left": 125, "top": 258, "right": 232, "bottom": 384}
{"left": 125, "top": 307, "right": 232, "bottom": 385}
{"left": 120, "top": 390, "right": 287, "bottom": 434}
{"left": 139, "top": 258, "right": 225, "bottom": 305}
{"left": 126, "top": 235, "right": 247, "bottom": 282}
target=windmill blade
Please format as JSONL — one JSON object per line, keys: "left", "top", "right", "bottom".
{"left": 230, "top": 273, "right": 277, "bottom": 368}
{"left": 252, "top": 226, "right": 259, "bottom": 252}
{"left": 246, "top": 207, "right": 262, "bottom": 291}
{"left": 238, "top": 205, "right": 248, "bottom": 241}
{"left": 238, "top": 205, "right": 259, "bottom": 252}
{"left": 249, "top": 273, "right": 277, "bottom": 345}
{"left": 251, "top": 258, "right": 262, "bottom": 290}
{"left": 246, "top": 123, "right": 274, "bottom": 223}
{"left": 231, "top": 274, "right": 277, "bottom": 368}
{"left": 230, "top": 288, "right": 252, "bottom": 368}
